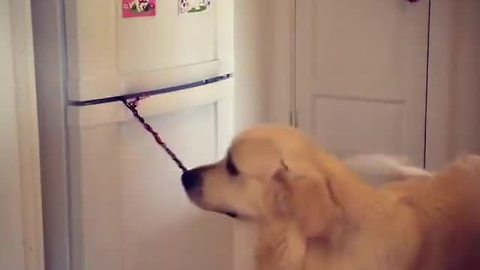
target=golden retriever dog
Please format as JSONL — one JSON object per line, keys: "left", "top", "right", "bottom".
{"left": 181, "top": 125, "right": 480, "bottom": 270}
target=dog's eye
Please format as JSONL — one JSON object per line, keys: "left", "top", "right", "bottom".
{"left": 226, "top": 153, "right": 239, "bottom": 176}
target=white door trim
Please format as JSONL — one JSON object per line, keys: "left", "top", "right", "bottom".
{"left": 270, "top": 0, "right": 452, "bottom": 169}
{"left": 425, "top": 0, "right": 456, "bottom": 170}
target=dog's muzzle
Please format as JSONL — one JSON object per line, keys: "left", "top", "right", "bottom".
{"left": 182, "top": 167, "right": 240, "bottom": 219}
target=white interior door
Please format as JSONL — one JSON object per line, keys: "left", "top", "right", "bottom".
{"left": 295, "top": 0, "right": 429, "bottom": 166}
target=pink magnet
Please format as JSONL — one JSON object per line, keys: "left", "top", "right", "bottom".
{"left": 122, "top": 0, "right": 156, "bottom": 18}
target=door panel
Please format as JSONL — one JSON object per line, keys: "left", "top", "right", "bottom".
{"left": 296, "top": 0, "right": 429, "bottom": 165}
{"left": 313, "top": 96, "right": 406, "bottom": 157}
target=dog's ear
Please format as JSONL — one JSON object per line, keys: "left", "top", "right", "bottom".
{"left": 231, "top": 138, "right": 282, "bottom": 179}
{"left": 287, "top": 176, "right": 343, "bottom": 238}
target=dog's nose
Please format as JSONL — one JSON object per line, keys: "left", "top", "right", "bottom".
{"left": 181, "top": 168, "right": 203, "bottom": 191}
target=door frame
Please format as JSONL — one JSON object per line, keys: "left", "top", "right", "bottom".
{"left": 269, "top": 0, "right": 453, "bottom": 170}
{"left": 267, "top": 0, "right": 297, "bottom": 125}
{"left": 425, "top": 0, "right": 457, "bottom": 170}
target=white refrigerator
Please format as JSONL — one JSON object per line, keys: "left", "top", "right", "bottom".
{"left": 32, "top": 1, "right": 235, "bottom": 270}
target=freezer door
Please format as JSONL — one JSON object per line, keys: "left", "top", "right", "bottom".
{"left": 67, "top": 80, "right": 234, "bottom": 270}
{"left": 65, "top": 0, "right": 233, "bottom": 101}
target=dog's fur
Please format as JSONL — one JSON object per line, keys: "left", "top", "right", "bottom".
{"left": 181, "top": 125, "right": 480, "bottom": 270}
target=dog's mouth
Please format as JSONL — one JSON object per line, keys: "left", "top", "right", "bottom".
{"left": 212, "top": 208, "right": 245, "bottom": 219}
{"left": 219, "top": 209, "right": 255, "bottom": 221}
{"left": 223, "top": 211, "right": 238, "bottom": 218}
{"left": 187, "top": 199, "right": 240, "bottom": 219}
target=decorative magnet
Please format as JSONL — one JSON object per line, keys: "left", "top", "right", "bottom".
{"left": 122, "top": 0, "right": 156, "bottom": 18}
{"left": 178, "top": 0, "right": 211, "bottom": 15}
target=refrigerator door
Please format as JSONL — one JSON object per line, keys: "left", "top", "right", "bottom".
{"left": 65, "top": 0, "right": 233, "bottom": 102}
{"left": 67, "top": 79, "right": 234, "bottom": 270}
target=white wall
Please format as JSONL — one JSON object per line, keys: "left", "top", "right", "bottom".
{"left": 234, "top": 0, "right": 271, "bottom": 131}
{"left": 267, "top": 0, "right": 295, "bottom": 124}
{"left": 233, "top": 1, "right": 273, "bottom": 269}
{"left": 234, "top": 0, "right": 294, "bottom": 127}
{"left": 0, "top": 0, "right": 44, "bottom": 270}
{"left": 0, "top": 2, "right": 25, "bottom": 268}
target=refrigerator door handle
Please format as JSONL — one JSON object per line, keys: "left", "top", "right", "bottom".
{"left": 68, "top": 74, "right": 232, "bottom": 107}
{"left": 67, "top": 74, "right": 234, "bottom": 128}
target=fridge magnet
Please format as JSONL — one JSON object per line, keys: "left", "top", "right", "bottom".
{"left": 122, "top": 0, "right": 156, "bottom": 18}
{"left": 178, "top": 0, "right": 211, "bottom": 15}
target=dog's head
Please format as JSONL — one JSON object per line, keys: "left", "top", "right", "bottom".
{"left": 181, "top": 125, "right": 344, "bottom": 237}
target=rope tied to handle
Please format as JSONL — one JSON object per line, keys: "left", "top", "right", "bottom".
{"left": 122, "top": 96, "right": 188, "bottom": 173}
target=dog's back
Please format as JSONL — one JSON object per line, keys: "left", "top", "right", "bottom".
{"left": 385, "top": 155, "right": 480, "bottom": 270}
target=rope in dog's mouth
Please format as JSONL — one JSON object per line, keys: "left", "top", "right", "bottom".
{"left": 122, "top": 96, "right": 188, "bottom": 173}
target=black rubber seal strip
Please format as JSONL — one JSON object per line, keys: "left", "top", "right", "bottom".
{"left": 68, "top": 73, "right": 232, "bottom": 107}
